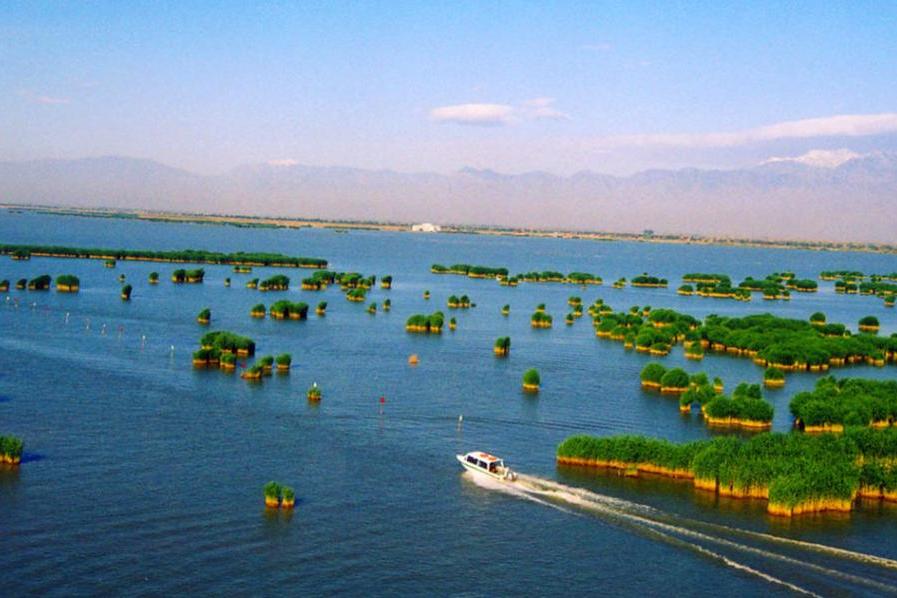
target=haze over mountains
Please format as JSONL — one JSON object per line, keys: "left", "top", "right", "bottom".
{"left": 1, "top": 150, "right": 895, "bottom": 243}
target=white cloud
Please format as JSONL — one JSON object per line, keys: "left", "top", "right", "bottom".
{"left": 581, "top": 42, "right": 612, "bottom": 52}
{"left": 34, "top": 95, "right": 70, "bottom": 105}
{"left": 430, "top": 103, "right": 516, "bottom": 126}
{"left": 430, "top": 98, "right": 568, "bottom": 127}
{"left": 598, "top": 113, "right": 897, "bottom": 149}
{"left": 267, "top": 159, "right": 299, "bottom": 166}
{"left": 764, "top": 149, "right": 865, "bottom": 168}
{"left": 18, "top": 89, "right": 70, "bottom": 105}
{"left": 521, "top": 97, "right": 570, "bottom": 121}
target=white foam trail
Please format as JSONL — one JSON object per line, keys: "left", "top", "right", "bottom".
{"left": 473, "top": 473, "right": 897, "bottom": 592}
{"left": 465, "top": 472, "right": 820, "bottom": 595}
{"left": 634, "top": 524, "right": 821, "bottom": 597}
{"left": 462, "top": 472, "right": 578, "bottom": 516}
{"left": 521, "top": 474, "right": 897, "bottom": 571}
{"left": 520, "top": 475, "right": 897, "bottom": 591}
{"left": 694, "top": 519, "right": 897, "bottom": 571}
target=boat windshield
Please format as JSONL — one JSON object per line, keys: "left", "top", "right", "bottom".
{"left": 465, "top": 453, "right": 507, "bottom": 473}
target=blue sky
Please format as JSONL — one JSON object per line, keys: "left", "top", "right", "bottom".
{"left": 2, "top": 1, "right": 896, "bottom": 174}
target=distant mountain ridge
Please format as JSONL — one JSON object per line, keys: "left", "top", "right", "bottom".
{"left": 1, "top": 152, "right": 895, "bottom": 242}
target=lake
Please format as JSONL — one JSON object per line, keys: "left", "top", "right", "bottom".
{"left": 1, "top": 211, "right": 896, "bottom": 595}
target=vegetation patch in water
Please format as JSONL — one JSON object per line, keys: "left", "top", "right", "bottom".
{"left": 555, "top": 428, "right": 897, "bottom": 516}
{"left": 0, "top": 244, "right": 327, "bottom": 268}
{"left": 258, "top": 274, "right": 289, "bottom": 291}
{"left": 0, "top": 435, "right": 24, "bottom": 465}
{"left": 790, "top": 377, "right": 897, "bottom": 432}
{"left": 55, "top": 274, "right": 80, "bottom": 292}
{"left": 405, "top": 312, "right": 444, "bottom": 334}
{"left": 269, "top": 301, "right": 309, "bottom": 320}
{"left": 494, "top": 336, "right": 511, "bottom": 356}
{"left": 27, "top": 275, "right": 51, "bottom": 291}
{"left": 522, "top": 368, "right": 540, "bottom": 392}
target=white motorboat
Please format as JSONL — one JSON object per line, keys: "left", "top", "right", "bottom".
{"left": 457, "top": 451, "right": 518, "bottom": 481}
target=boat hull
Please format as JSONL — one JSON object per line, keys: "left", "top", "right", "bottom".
{"left": 456, "top": 455, "right": 517, "bottom": 482}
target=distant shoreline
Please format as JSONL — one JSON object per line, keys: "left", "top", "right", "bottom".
{"left": 2, "top": 203, "right": 895, "bottom": 255}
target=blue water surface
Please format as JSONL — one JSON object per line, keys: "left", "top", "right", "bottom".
{"left": 1, "top": 211, "right": 896, "bottom": 595}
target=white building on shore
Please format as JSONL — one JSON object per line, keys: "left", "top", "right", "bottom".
{"left": 411, "top": 222, "right": 441, "bottom": 233}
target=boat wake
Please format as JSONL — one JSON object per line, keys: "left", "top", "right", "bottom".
{"left": 463, "top": 471, "right": 897, "bottom": 596}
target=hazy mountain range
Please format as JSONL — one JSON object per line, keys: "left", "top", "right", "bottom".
{"left": 1, "top": 151, "right": 895, "bottom": 243}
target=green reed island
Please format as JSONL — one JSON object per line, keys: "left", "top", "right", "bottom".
{"left": 171, "top": 268, "right": 204, "bottom": 283}
{"left": 0, "top": 435, "right": 24, "bottom": 465}
{"left": 764, "top": 366, "right": 785, "bottom": 387}
{"left": 522, "top": 368, "right": 541, "bottom": 393}
{"left": 346, "top": 288, "right": 367, "bottom": 302}
{"left": 631, "top": 274, "right": 668, "bottom": 288}
{"left": 790, "top": 377, "right": 897, "bottom": 433}
{"left": 531, "top": 310, "right": 553, "bottom": 328}
{"left": 431, "top": 263, "right": 509, "bottom": 278}
{"left": 0, "top": 244, "right": 327, "bottom": 268}
{"left": 859, "top": 315, "right": 880, "bottom": 333}
{"left": 55, "top": 274, "right": 80, "bottom": 292}
{"left": 199, "top": 330, "right": 256, "bottom": 357}
{"left": 257, "top": 355, "right": 274, "bottom": 375}
{"left": 593, "top": 303, "right": 897, "bottom": 372}
{"left": 241, "top": 364, "right": 263, "bottom": 381}
{"left": 405, "top": 311, "right": 444, "bottom": 334}
{"left": 307, "top": 383, "right": 322, "bottom": 402}
{"left": 558, "top": 420, "right": 897, "bottom": 517}
{"left": 219, "top": 353, "right": 236, "bottom": 371}
{"left": 275, "top": 353, "right": 292, "bottom": 372}
{"left": 269, "top": 301, "right": 309, "bottom": 320}
{"left": 494, "top": 336, "right": 511, "bottom": 357}
{"left": 304, "top": 266, "right": 335, "bottom": 287}
{"left": 258, "top": 274, "right": 290, "bottom": 291}
{"left": 264, "top": 481, "right": 296, "bottom": 509}
{"left": 27, "top": 274, "right": 51, "bottom": 291}
{"left": 447, "top": 295, "right": 472, "bottom": 309}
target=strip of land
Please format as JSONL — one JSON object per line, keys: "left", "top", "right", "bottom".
{"left": 3, "top": 203, "right": 895, "bottom": 254}
{"left": 0, "top": 242, "right": 327, "bottom": 268}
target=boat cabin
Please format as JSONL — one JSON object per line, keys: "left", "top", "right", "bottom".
{"left": 464, "top": 452, "right": 504, "bottom": 474}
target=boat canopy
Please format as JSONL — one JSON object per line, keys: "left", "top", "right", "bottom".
{"left": 470, "top": 452, "right": 502, "bottom": 464}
